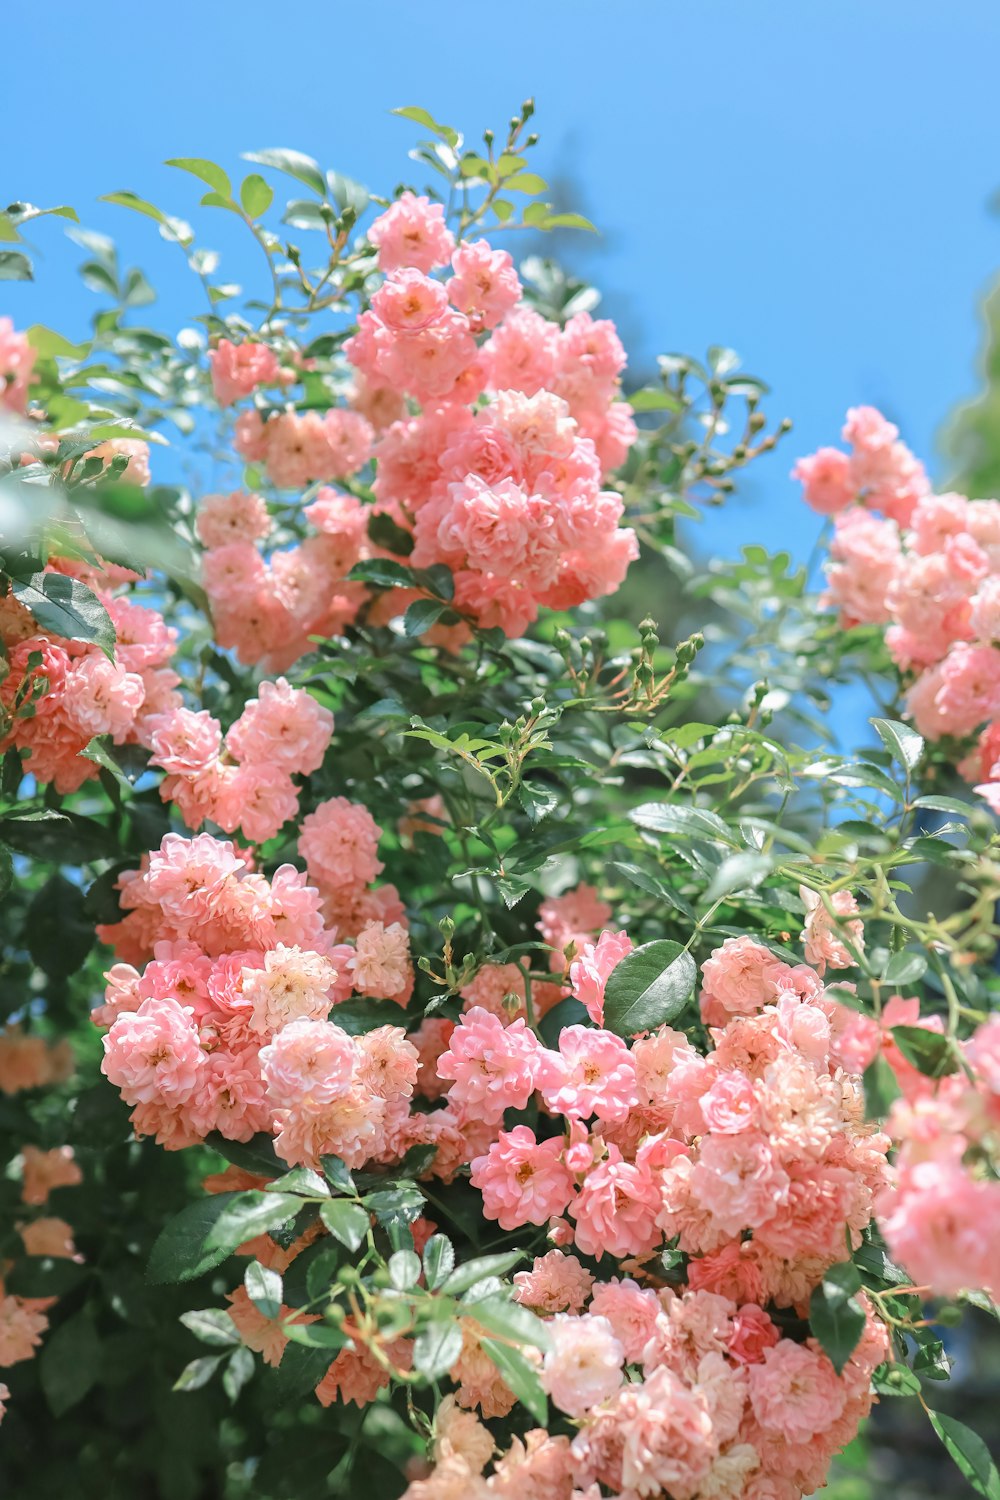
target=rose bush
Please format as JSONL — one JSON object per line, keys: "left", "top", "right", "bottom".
{"left": 2, "top": 102, "right": 1000, "bottom": 1500}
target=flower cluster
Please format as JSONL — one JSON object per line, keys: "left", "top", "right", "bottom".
{"left": 202, "top": 200, "right": 639, "bottom": 656}
{"left": 145, "top": 676, "right": 333, "bottom": 844}
{"left": 407, "top": 1284, "right": 888, "bottom": 1500}
{"left": 93, "top": 823, "right": 421, "bottom": 1155}
{"left": 197, "top": 487, "right": 372, "bottom": 670}
{"left": 390, "top": 922, "right": 893, "bottom": 1500}
{"left": 877, "top": 1011, "right": 1000, "bottom": 1300}
{"left": 796, "top": 406, "right": 1000, "bottom": 808}
{"left": 0, "top": 317, "right": 36, "bottom": 414}
{"left": 0, "top": 567, "right": 180, "bottom": 795}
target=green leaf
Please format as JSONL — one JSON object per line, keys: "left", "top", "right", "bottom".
{"left": 348, "top": 558, "right": 415, "bottom": 589}
{"left": 245, "top": 1260, "right": 283, "bottom": 1321}
{"left": 863, "top": 1054, "right": 901, "bottom": 1120}
{"left": 10, "top": 572, "right": 115, "bottom": 655}
{"left": 25, "top": 873, "right": 94, "bottom": 979}
{"left": 223, "top": 1345, "right": 255, "bottom": 1402}
{"left": 871, "top": 716, "right": 924, "bottom": 773}
{"left": 269, "top": 1166, "right": 330, "bottom": 1198}
{"left": 26, "top": 324, "right": 88, "bottom": 359}
{"left": 465, "top": 1296, "right": 551, "bottom": 1351}
{"left": 503, "top": 172, "right": 548, "bottom": 194}
{"left": 518, "top": 779, "right": 559, "bottom": 824}
{"left": 603, "top": 939, "right": 697, "bottom": 1037}
{"left": 205, "top": 1191, "right": 302, "bottom": 1253}
{"left": 179, "top": 1309, "right": 241, "bottom": 1348}
{"left": 413, "top": 1318, "right": 464, "bottom": 1381}
{"left": 810, "top": 1262, "right": 866, "bottom": 1374}
{"left": 147, "top": 1193, "right": 249, "bottom": 1283}
{"left": 538, "top": 996, "right": 590, "bottom": 1046}
{"left": 99, "top": 191, "right": 193, "bottom": 246}
{"left": 320, "top": 1199, "right": 370, "bottom": 1252}
{"left": 388, "top": 1250, "right": 422, "bottom": 1290}
{"left": 630, "top": 801, "right": 736, "bottom": 845}
{"left": 540, "top": 211, "right": 597, "bottom": 232}
{"left": 166, "top": 157, "right": 233, "bottom": 197}
{"left": 391, "top": 107, "right": 460, "bottom": 149}
{"left": 240, "top": 174, "right": 274, "bottom": 218}
{"left": 882, "top": 950, "right": 927, "bottom": 986}
{"left": 282, "top": 1320, "right": 350, "bottom": 1350}
{"left": 173, "top": 1354, "right": 225, "bottom": 1392}
{"left": 422, "top": 1234, "right": 456, "bottom": 1290}
{"left": 39, "top": 1307, "right": 101, "bottom": 1416}
{"left": 0, "top": 250, "right": 33, "bottom": 280}
{"left": 928, "top": 1411, "right": 1000, "bottom": 1499}
{"left": 319, "top": 1155, "right": 356, "bottom": 1195}
{"left": 367, "top": 511, "right": 415, "bottom": 556}
{"left": 891, "top": 1024, "right": 957, "bottom": 1078}
{"left": 403, "top": 598, "right": 447, "bottom": 636}
{"left": 363, "top": 1183, "right": 425, "bottom": 1230}
{"left": 872, "top": 1362, "right": 922, "bottom": 1397}
{"left": 703, "top": 851, "right": 773, "bottom": 903}
{"left": 243, "top": 148, "right": 327, "bottom": 198}
{"left": 913, "top": 794, "right": 971, "bottom": 815}
{"left": 481, "top": 1338, "right": 547, "bottom": 1425}
{"left": 441, "top": 1251, "right": 525, "bottom": 1296}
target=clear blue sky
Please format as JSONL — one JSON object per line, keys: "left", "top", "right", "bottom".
{"left": 5, "top": 0, "right": 1000, "bottom": 596}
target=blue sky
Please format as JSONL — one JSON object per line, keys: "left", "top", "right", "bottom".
{"left": 5, "top": 0, "right": 1000, "bottom": 615}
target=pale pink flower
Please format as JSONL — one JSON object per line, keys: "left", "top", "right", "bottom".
{"left": 101, "top": 996, "right": 206, "bottom": 1105}
{"left": 571, "top": 1147, "right": 662, "bottom": 1259}
{"left": 588, "top": 1279, "right": 661, "bottom": 1363}
{"left": 792, "top": 447, "right": 856, "bottom": 515}
{"left": 195, "top": 487, "right": 272, "bottom": 550}
{"left": 447, "top": 240, "right": 521, "bottom": 332}
{"left": 347, "top": 921, "right": 413, "bottom": 1004}
{"left": 0, "top": 318, "right": 37, "bottom": 413}
{"left": 570, "top": 929, "right": 632, "bottom": 1024}
{"left": 539, "top": 1313, "right": 624, "bottom": 1417}
{"left": 748, "top": 1339, "right": 846, "bottom": 1443}
{"left": 299, "top": 797, "right": 384, "bottom": 894}
{"left": 800, "top": 886, "right": 864, "bottom": 973}
{"left": 513, "top": 1250, "right": 595, "bottom": 1314}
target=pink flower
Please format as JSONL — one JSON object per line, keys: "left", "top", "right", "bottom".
{"left": 209, "top": 339, "right": 284, "bottom": 406}
{"left": 800, "top": 886, "right": 864, "bottom": 974}
{"left": 299, "top": 797, "right": 384, "bottom": 894}
{"left": 258, "top": 1016, "right": 356, "bottom": 1109}
{"left": 470, "top": 1126, "right": 574, "bottom": 1230}
{"left": 617, "top": 1365, "right": 717, "bottom": 1499}
{"left": 0, "top": 318, "right": 37, "bottom": 413}
{"left": 540, "top": 1313, "right": 624, "bottom": 1417}
{"left": 588, "top": 1279, "right": 661, "bottom": 1362}
{"left": 822, "top": 509, "right": 901, "bottom": 628}
{"left": 513, "top": 1250, "right": 595, "bottom": 1313}
{"left": 700, "top": 936, "right": 785, "bottom": 1025}
{"left": 691, "top": 1130, "right": 789, "bottom": 1236}
{"left": 347, "top": 921, "right": 413, "bottom": 1005}
{"left": 538, "top": 1025, "right": 638, "bottom": 1123}
{"left": 101, "top": 996, "right": 206, "bottom": 1105}
{"left": 878, "top": 1156, "right": 1000, "bottom": 1298}
{"left": 368, "top": 192, "right": 455, "bottom": 273}
{"left": 241, "top": 943, "right": 338, "bottom": 1035}
{"left": 447, "top": 240, "right": 521, "bottom": 332}
{"left": 793, "top": 447, "right": 856, "bottom": 515}
{"left": 537, "top": 885, "right": 613, "bottom": 968}
{"left": 570, "top": 1146, "right": 662, "bottom": 1259}
{"left": 0, "top": 1294, "right": 48, "bottom": 1366}
{"left": 726, "top": 1304, "right": 780, "bottom": 1365}
{"left": 570, "top": 930, "right": 632, "bottom": 1024}
{"left": 437, "top": 1007, "right": 545, "bottom": 1123}
{"left": 700, "top": 1071, "right": 756, "bottom": 1134}
{"left": 748, "top": 1339, "right": 846, "bottom": 1442}
{"left": 226, "top": 678, "right": 333, "bottom": 774}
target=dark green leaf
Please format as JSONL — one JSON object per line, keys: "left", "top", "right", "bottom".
{"left": 891, "top": 1025, "right": 957, "bottom": 1078}
{"left": 810, "top": 1262, "right": 866, "bottom": 1374}
{"left": 39, "top": 1307, "right": 101, "bottom": 1415}
{"left": 205, "top": 1191, "right": 302, "bottom": 1253}
{"left": 928, "top": 1411, "right": 1000, "bottom": 1499}
{"left": 11, "top": 572, "right": 115, "bottom": 654}
{"left": 481, "top": 1338, "right": 547, "bottom": 1425}
{"left": 603, "top": 939, "right": 696, "bottom": 1037}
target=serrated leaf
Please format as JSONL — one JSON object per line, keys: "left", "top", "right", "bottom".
{"left": 319, "top": 1199, "right": 370, "bottom": 1252}
{"left": 603, "top": 939, "right": 696, "bottom": 1037}
{"left": 422, "top": 1235, "right": 455, "bottom": 1290}
{"left": 11, "top": 572, "right": 115, "bottom": 655}
{"left": 245, "top": 1260, "right": 283, "bottom": 1321}
{"left": 388, "top": 1250, "right": 422, "bottom": 1290}
{"left": 179, "top": 1309, "right": 241, "bottom": 1348}
{"left": 203, "top": 1191, "right": 301, "bottom": 1255}
{"left": 871, "top": 716, "right": 924, "bottom": 773}
{"left": 413, "top": 1318, "right": 464, "bottom": 1381}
